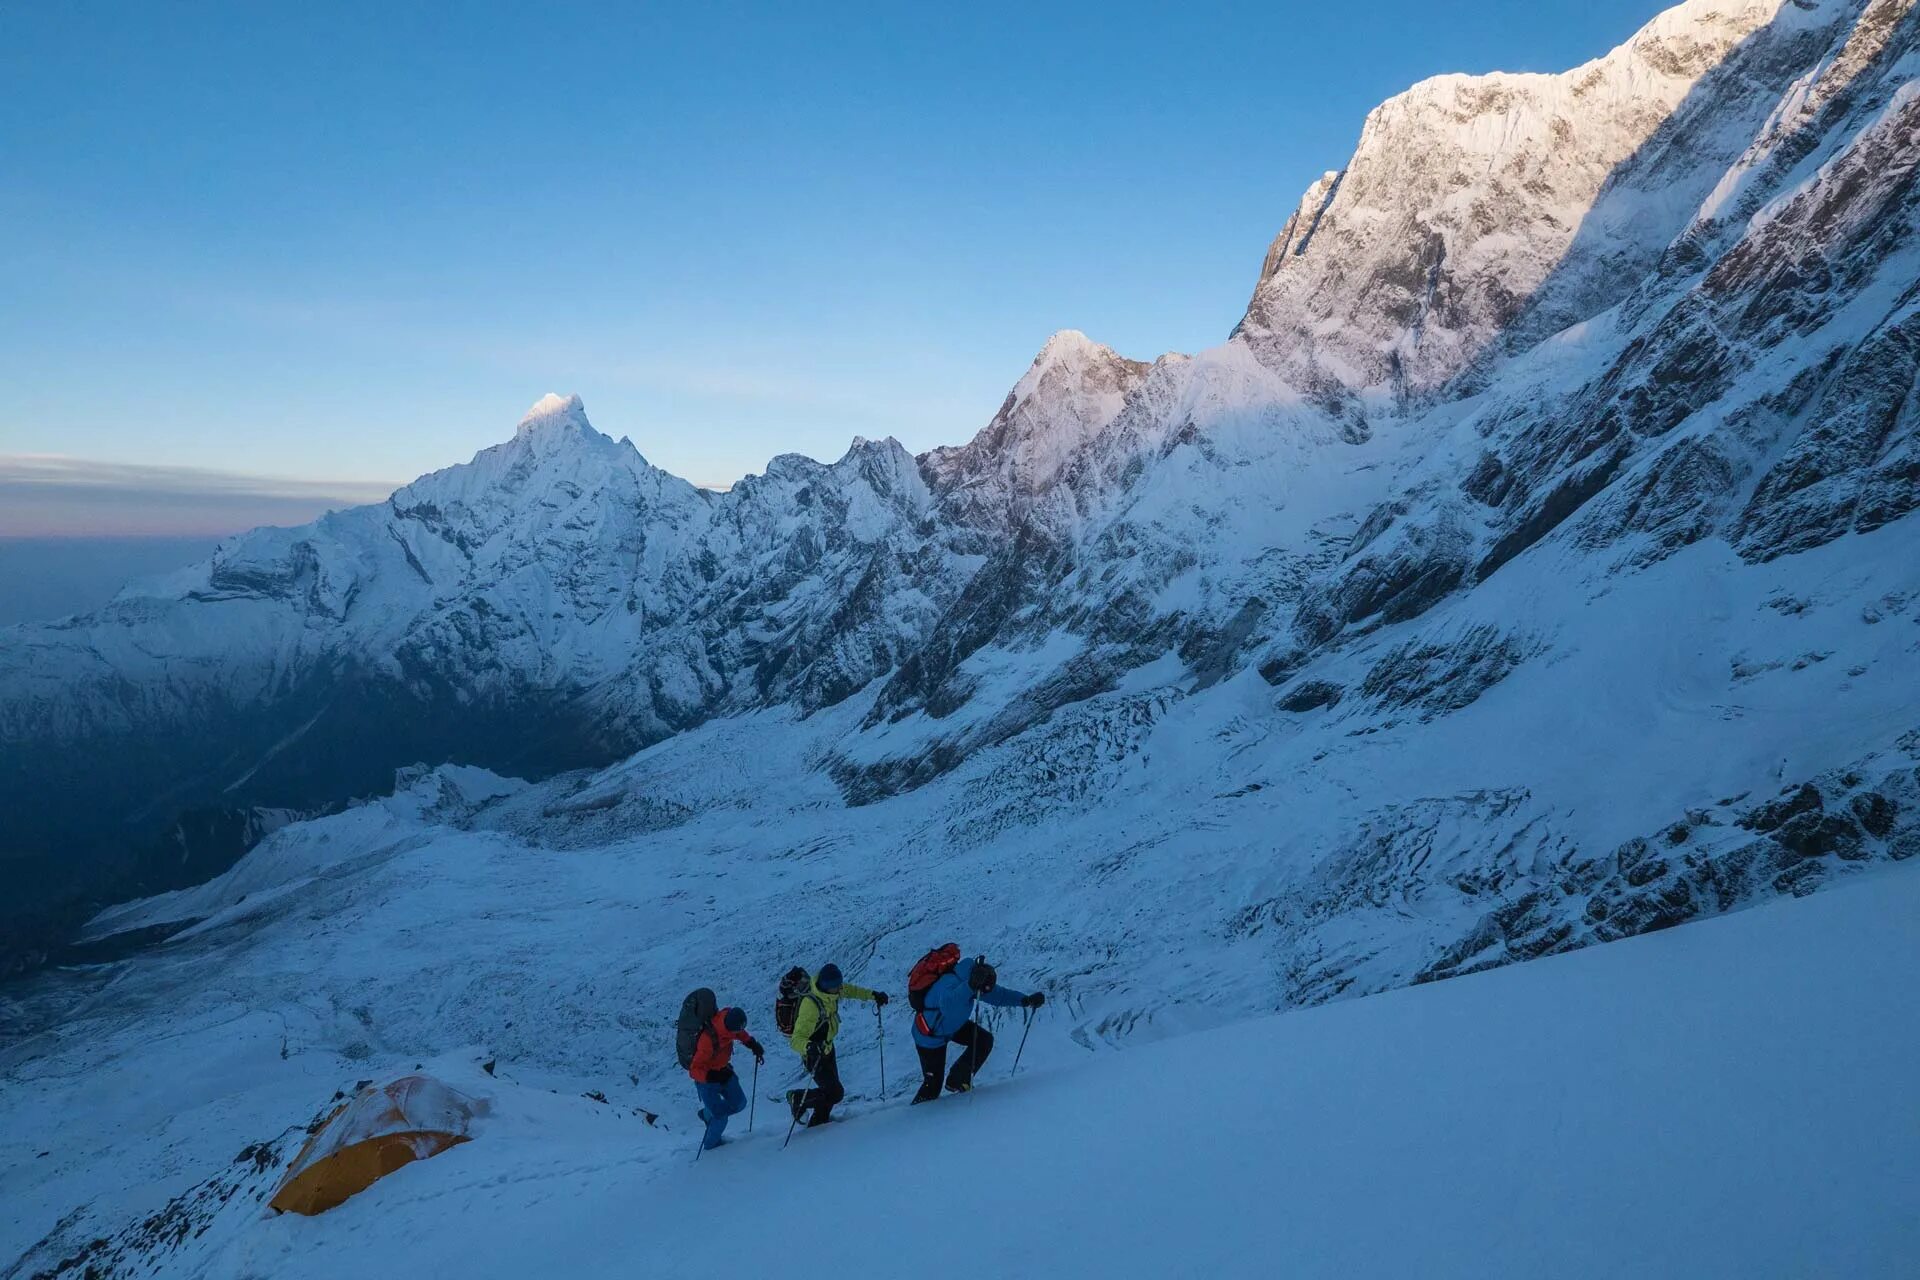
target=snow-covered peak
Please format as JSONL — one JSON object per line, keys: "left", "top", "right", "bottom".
{"left": 1235, "top": 0, "right": 1828, "bottom": 403}
{"left": 515, "top": 392, "right": 592, "bottom": 437}
{"left": 926, "top": 330, "right": 1153, "bottom": 508}
{"left": 1031, "top": 327, "right": 1107, "bottom": 364}
{"left": 1019, "top": 329, "right": 1136, "bottom": 392}
{"left": 838, "top": 433, "right": 910, "bottom": 467}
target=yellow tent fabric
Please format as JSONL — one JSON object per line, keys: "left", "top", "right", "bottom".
{"left": 270, "top": 1075, "right": 483, "bottom": 1215}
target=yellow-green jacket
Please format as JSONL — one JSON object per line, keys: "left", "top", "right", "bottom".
{"left": 789, "top": 976, "right": 876, "bottom": 1056}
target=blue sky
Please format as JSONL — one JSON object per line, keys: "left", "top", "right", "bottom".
{"left": 3, "top": 0, "right": 1670, "bottom": 523}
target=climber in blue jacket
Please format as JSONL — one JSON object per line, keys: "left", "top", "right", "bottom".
{"left": 910, "top": 955, "right": 1042, "bottom": 1103}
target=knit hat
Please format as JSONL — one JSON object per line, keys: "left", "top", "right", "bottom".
{"left": 816, "top": 963, "right": 844, "bottom": 992}
{"left": 723, "top": 1007, "right": 747, "bottom": 1031}
{"left": 968, "top": 960, "right": 997, "bottom": 993}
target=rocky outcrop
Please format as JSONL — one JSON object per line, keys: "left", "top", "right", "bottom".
{"left": 1418, "top": 754, "right": 1920, "bottom": 983}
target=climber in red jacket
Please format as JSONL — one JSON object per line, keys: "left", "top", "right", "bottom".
{"left": 688, "top": 1006, "right": 766, "bottom": 1149}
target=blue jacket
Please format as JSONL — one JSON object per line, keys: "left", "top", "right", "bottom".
{"left": 911, "top": 956, "right": 1028, "bottom": 1048}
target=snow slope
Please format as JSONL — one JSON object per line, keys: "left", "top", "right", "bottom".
{"left": 11, "top": 863, "right": 1917, "bottom": 1278}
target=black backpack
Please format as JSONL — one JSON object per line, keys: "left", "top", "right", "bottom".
{"left": 774, "top": 967, "right": 810, "bottom": 1037}
{"left": 676, "top": 987, "right": 719, "bottom": 1069}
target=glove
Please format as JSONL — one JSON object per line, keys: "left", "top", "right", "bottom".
{"left": 872, "top": 991, "right": 891, "bottom": 1008}
{"left": 1022, "top": 992, "right": 1045, "bottom": 1009}
{"left": 803, "top": 1043, "right": 824, "bottom": 1075}
{"left": 750, "top": 1042, "right": 766, "bottom": 1065}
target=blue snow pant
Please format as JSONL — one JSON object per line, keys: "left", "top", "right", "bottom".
{"left": 695, "top": 1073, "right": 747, "bottom": 1149}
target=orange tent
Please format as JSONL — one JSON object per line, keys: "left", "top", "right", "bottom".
{"left": 271, "top": 1075, "right": 484, "bottom": 1215}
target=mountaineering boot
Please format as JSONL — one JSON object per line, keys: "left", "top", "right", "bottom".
{"left": 787, "top": 1089, "right": 806, "bottom": 1121}
{"left": 945, "top": 1080, "right": 971, "bottom": 1095}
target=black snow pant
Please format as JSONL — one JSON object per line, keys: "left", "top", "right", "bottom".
{"left": 913, "top": 1021, "right": 993, "bottom": 1102}
{"left": 798, "top": 1047, "right": 845, "bottom": 1125}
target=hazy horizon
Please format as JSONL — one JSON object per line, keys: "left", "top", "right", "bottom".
{"left": 0, "top": 535, "right": 224, "bottom": 627}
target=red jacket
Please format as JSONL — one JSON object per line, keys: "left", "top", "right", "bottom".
{"left": 687, "top": 1009, "right": 761, "bottom": 1082}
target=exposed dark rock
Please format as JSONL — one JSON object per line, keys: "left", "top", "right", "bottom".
{"left": 1359, "top": 625, "right": 1533, "bottom": 717}
{"left": 1734, "top": 289, "right": 1920, "bottom": 562}
{"left": 1625, "top": 852, "right": 1671, "bottom": 887}
{"left": 1738, "top": 782, "right": 1824, "bottom": 832}
{"left": 1410, "top": 745, "right": 1920, "bottom": 994}
{"left": 1772, "top": 811, "right": 1864, "bottom": 859}
{"left": 1615, "top": 837, "right": 1656, "bottom": 876}
{"left": 1278, "top": 680, "right": 1345, "bottom": 713}
{"left": 868, "top": 522, "right": 1063, "bottom": 725}
{"left": 1296, "top": 508, "right": 1473, "bottom": 645}
{"left": 1593, "top": 875, "right": 1698, "bottom": 940}
{"left": 1257, "top": 648, "right": 1312, "bottom": 686}
{"left": 1772, "top": 859, "right": 1829, "bottom": 896}
{"left": 1475, "top": 439, "right": 1631, "bottom": 581}
{"left": 1184, "top": 597, "right": 1269, "bottom": 690}
{"left": 1850, "top": 790, "right": 1898, "bottom": 838}
{"left": 1462, "top": 452, "right": 1510, "bottom": 506}
{"left": 1575, "top": 434, "right": 1742, "bottom": 564}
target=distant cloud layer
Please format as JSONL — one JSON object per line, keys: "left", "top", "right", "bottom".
{"left": 0, "top": 456, "right": 398, "bottom": 536}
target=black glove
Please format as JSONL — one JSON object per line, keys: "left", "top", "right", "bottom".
{"left": 803, "top": 1043, "right": 824, "bottom": 1075}
{"left": 1022, "top": 992, "right": 1045, "bottom": 1009}
{"left": 872, "top": 991, "right": 890, "bottom": 1008}
{"left": 706, "top": 1066, "right": 735, "bottom": 1085}
{"left": 750, "top": 1042, "right": 766, "bottom": 1065}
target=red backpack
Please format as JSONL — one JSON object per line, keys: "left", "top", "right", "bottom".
{"left": 906, "top": 943, "right": 961, "bottom": 1012}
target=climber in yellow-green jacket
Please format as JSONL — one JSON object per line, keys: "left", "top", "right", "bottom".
{"left": 786, "top": 963, "right": 889, "bottom": 1127}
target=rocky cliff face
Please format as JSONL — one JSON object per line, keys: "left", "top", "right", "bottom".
{"left": 2, "top": 0, "right": 1916, "bottom": 966}
{"left": 1234, "top": 0, "right": 1865, "bottom": 405}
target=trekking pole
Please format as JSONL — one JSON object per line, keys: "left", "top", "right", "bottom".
{"left": 968, "top": 998, "right": 981, "bottom": 1103}
{"left": 1011, "top": 1007, "right": 1035, "bottom": 1077}
{"left": 749, "top": 1057, "right": 759, "bottom": 1134}
{"left": 783, "top": 1096, "right": 803, "bottom": 1150}
{"left": 876, "top": 1004, "right": 887, "bottom": 1100}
